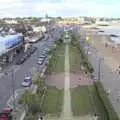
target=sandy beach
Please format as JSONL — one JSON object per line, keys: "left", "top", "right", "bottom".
{"left": 80, "top": 27, "right": 120, "bottom": 71}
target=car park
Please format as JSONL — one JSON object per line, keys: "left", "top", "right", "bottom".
{"left": 21, "top": 76, "right": 32, "bottom": 87}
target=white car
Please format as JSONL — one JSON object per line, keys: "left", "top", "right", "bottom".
{"left": 38, "top": 57, "right": 44, "bottom": 61}
{"left": 37, "top": 60, "right": 44, "bottom": 65}
{"left": 88, "top": 51, "right": 92, "bottom": 55}
{"left": 39, "top": 55, "right": 46, "bottom": 58}
{"left": 21, "top": 76, "right": 32, "bottom": 87}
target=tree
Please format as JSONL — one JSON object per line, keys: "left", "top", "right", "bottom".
{"left": 19, "top": 91, "right": 32, "bottom": 110}
{"left": 57, "top": 17, "right": 62, "bottom": 20}
{"left": 34, "top": 78, "right": 44, "bottom": 95}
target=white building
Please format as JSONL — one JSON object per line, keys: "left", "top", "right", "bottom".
{"left": 40, "top": 18, "right": 51, "bottom": 23}
{"left": 96, "top": 19, "right": 109, "bottom": 26}
{"left": 33, "top": 26, "right": 41, "bottom": 32}
{"left": 77, "top": 17, "right": 85, "bottom": 24}
{"left": 41, "top": 26, "right": 46, "bottom": 33}
{"left": 5, "top": 20, "right": 18, "bottom": 24}
{"left": 32, "top": 26, "right": 46, "bottom": 33}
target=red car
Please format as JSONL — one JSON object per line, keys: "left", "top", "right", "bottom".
{"left": 0, "top": 106, "right": 13, "bottom": 120}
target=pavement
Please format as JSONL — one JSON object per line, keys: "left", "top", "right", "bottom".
{"left": 62, "top": 41, "right": 72, "bottom": 119}
{"left": 0, "top": 27, "right": 62, "bottom": 111}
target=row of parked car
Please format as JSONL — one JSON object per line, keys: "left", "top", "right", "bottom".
{"left": 21, "top": 47, "right": 50, "bottom": 88}
{"left": 15, "top": 47, "right": 37, "bottom": 65}
{"left": 37, "top": 48, "right": 49, "bottom": 65}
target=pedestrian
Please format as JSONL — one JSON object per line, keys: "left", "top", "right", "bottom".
{"left": 79, "top": 76, "right": 81, "bottom": 80}
{"left": 107, "top": 88, "right": 111, "bottom": 95}
{"left": 105, "top": 42, "right": 108, "bottom": 47}
{"left": 92, "top": 114, "right": 98, "bottom": 120}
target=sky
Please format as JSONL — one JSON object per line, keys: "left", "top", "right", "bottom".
{"left": 0, "top": 0, "right": 120, "bottom": 18}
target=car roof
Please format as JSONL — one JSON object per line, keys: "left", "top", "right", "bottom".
{"left": 24, "top": 76, "right": 31, "bottom": 79}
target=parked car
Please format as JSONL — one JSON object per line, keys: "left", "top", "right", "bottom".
{"left": 30, "top": 47, "right": 37, "bottom": 54}
{"left": 0, "top": 106, "right": 13, "bottom": 120}
{"left": 24, "top": 53, "right": 29, "bottom": 58}
{"left": 44, "top": 48, "right": 49, "bottom": 52}
{"left": 39, "top": 51, "right": 47, "bottom": 55}
{"left": 2, "top": 106, "right": 13, "bottom": 113}
{"left": 39, "top": 55, "right": 46, "bottom": 58}
{"left": 15, "top": 58, "right": 25, "bottom": 65}
{"left": 40, "top": 53, "right": 47, "bottom": 56}
{"left": 38, "top": 57, "right": 44, "bottom": 61}
{"left": 37, "top": 59, "right": 44, "bottom": 65}
{"left": 21, "top": 76, "right": 32, "bottom": 87}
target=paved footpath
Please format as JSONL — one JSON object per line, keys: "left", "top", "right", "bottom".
{"left": 62, "top": 42, "right": 72, "bottom": 119}
{"left": 61, "top": 41, "right": 91, "bottom": 120}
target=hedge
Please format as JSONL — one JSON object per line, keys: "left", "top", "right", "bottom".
{"left": 94, "top": 82, "right": 119, "bottom": 120}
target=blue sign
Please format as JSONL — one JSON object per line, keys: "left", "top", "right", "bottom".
{"left": 3, "top": 35, "right": 23, "bottom": 49}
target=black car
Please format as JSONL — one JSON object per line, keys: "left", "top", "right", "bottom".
{"left": 30, "top": 47, "right": 37, "bottom": 54}
{"left": 15, "top": 58, "right": 25, "bottom": 65}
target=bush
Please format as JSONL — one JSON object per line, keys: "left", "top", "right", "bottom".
{"left": 28, "top": 103, "right": 41, "bottom": 114}
{"left": 95, "top": 82, "right": 119, "bottom": 120}
{"left": 24, "top": 115, "right": 37, "bottom": 120}
{"left": 70, "top": 32, "right": 94, "bottom": 73}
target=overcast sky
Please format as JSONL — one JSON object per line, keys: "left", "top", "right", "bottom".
{"left": 0, "top": 0, "right": 120, "bottom": 18}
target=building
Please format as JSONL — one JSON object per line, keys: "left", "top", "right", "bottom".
{"left": 96, "top": 18, "right": 109, "bottom": 26}
{"left": 0, "top": 34, "right": 24, "bottom": 65}
{"left": 5, "top": 20, "right": 18, "bottom": 24}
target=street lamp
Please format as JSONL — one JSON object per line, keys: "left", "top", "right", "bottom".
{"left": 98, "top": 57, "right": 104, "bottom": 80}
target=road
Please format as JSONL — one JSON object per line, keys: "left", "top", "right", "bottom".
{"left": 0, "top": 27, "right": 62, "bottom": 111}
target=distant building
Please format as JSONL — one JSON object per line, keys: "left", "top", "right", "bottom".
{"left": 5, "top": 20, "right": 18, "bottom": 24}
{"left": 40, "top": 18, "right": 51, "bottom": 23}
{"left": 32, "top": 26, "right": 46, "bottom": 33}
{"left": 77, "top": 17, "right": 85, "bottom": 24}
{"left": 96, "top": 18, "right": 109, "bottom": 25}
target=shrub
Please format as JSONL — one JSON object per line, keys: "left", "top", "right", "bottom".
{"left": 24, "top": 115, "right": 37, "bottom": 120}
{"left": 28, "top": 103, "right": 41, "bottom": 114}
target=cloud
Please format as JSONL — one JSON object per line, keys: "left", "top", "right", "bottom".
{"left": 35, "top": 0, "right": 120, "bottom": 17}
{"left": 0, "top": 0, "right": 120, "bottom": 17}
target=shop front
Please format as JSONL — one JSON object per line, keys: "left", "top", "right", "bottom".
{"left": 0, "top": 34, "right": 24, "bottom": 65}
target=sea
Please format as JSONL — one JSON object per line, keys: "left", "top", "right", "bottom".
{"left": 97, "top": 26, "right": 120, "bottom": 44}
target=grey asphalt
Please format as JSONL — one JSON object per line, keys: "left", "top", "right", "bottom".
{"left": 0, "top": 27, "right": 62, "bottom": 111}
{"left": 79, "top": 34, "right": 120, "bottom": 117}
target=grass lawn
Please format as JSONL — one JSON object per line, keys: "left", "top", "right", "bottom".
{"left": 50, "top": 44, "right": 65, "bottom": 73}
{"left": 42, "top": 87, "right": 63, "bottom": 117}
{"left": 69, "top": 45, "right": 82, "bottom": 72}
{"left": 71, "top": 86, "right": 91, "bottom": 116}
{"left": 71, "top": 85, "right": 108, "bottom": 119}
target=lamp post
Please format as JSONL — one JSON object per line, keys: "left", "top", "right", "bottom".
{"left": 98, "top": 57, "right": 104, "bottom": 80}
